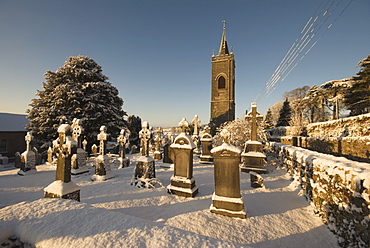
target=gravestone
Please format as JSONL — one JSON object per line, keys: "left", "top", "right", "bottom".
{"left": 240, "top": 102, "right": 267, "bottom": 174}
{"left": 167, "top": 118, "right": 198, "bottom": 197}
{"left": 44, "top": 124, "right": 80, "bottom": 201}
{"left": 162, "top": 134, "right": 173, "bottom": 164}
{"left": 191, "top": 115, "right": 201, "bottom": 154}
{"left": 33, "top": 147, "right": 41, "bottom": 165}
{"left": 117, "top": 129, "right": 130, "bottom": 168}
{"left": 210, "top": 129, "right": 246, "bottom": 218}
{"left": 133, "top": 121, "right": 156, "bottom": 186}
{"left": 0, "top": 154, "right": 8, "bottom": 165}
{"left": 92, "top": 125, "right": 114, "bottom": 181}
{"left": 71, "top": 118, "right": 89, "bottom": 175}
{"left": 154, "top": 127, "right": 163, "bottom": 160}
{"left": 47, "top": 147, "right": 53, "bottom": 164}
{"left": 14, "top": 152, "right": 22, "bottom": 168}
{"left": 91, "top": 144, "right": 98, "bottom": 157}
{"left": 18, "top": 132, "right": 37, "bottom": 176}
{"left": 200, "top": 126, "right": 213, "bottom": 163}
{"left": 250, "top": 171, "right": 264, "bottom": 188}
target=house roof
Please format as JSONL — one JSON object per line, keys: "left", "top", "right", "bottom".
{"left": 0, "top": 113, "right": 28, "bottom": 131}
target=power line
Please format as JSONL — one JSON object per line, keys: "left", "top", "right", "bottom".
{"left": 255, "top": 0, "right": 353, "bottom": 103}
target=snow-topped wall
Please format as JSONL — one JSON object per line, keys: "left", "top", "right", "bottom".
{"left": 266, "top": 114, "right": 370, "bottom": 162}
{"left": 269, "top": 142, "right": 370, "bottom": 247}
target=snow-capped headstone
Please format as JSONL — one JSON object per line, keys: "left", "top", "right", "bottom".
{"left": 70, "top": 118, "right": 89, "bottom": 175}
{"left": 240, "top": 102, "right": 267, "bottom": 174}
{"left": 154, "top": 127, "right": 163, "bottom": 160}
{"left": 18, "top": 132, "right": 37, "bottom": 176}
{"left": 200, "top": 126, "right": 213, "bottom": 163}
{"left": 250, "top": 171, "right": 264, "bottom": 188}
{"left": 91, "top": 144, "right": 98, "bottom": 157}
{"left": 117, "top": 129, "right": 130, "bottom": 168}
{"left": 191, "top": 115, "right": 201, "bottom": 155}
{"left": 92, "top": 126, "right": 114, "bottom": 181}
{"left": 44, "top": 124, "right": 80, "bottom": 201}
{"left": 210, "top": 129, "right": 246, "bottom": 219}
{"left": 167, "top": 118, "right": 198, "bottom": 197}
{"left": 132, "top": 121, "right": 156, "bottom": 186}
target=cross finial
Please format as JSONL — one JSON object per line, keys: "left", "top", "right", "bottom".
{"left": 222, "top": 20, "right": 226, "bottom": 29}
{"left": 25, "top": 132, "right": 32, "bottom": 151}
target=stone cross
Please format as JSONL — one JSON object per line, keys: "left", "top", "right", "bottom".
{"left": 178, "top": 118, "right": 189, "bottom": 133}
{"left": 117, "top": 129, "right": 127, "bottom": 158}
{"left": 139, "top": 121, "right": 152, "bottom": 156}
{"left": 192, "top": 115, "right": 201, "bottom": 136}
{"left": 25, "top": 132, "right": 32, "bottom": 151}
{"left": 71, "top": 118, "right": 83, "bottom": 148}
{"left": 97, "top": 126, "right": 107, "bottom": 156}
{"left": 53, "top": 124, "right": 73, "bottom": 182}
{"left": 245, "top": 102, "right": 263, "bottom": 141}
{"left": 155, "top": 127, "right": 163, "bottom": 151}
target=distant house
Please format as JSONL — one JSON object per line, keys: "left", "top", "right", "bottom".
{"left": 0, "top": 113, "right": 28, "bottom": 158}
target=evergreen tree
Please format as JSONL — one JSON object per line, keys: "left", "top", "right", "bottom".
{"left": 27, "top": 55, "right": 126, "bottom": 149}
{"left": 343, "top": 55, "right": 370, "bottom": 116}
{"left": 263, "top": 108, "right": 274, "bottom": 129}
{"left": 276, "top": 99, "right": 291, "bottom": 126}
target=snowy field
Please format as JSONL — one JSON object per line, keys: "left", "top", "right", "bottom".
{"left": 0, "top": 154, "right": 339, "bottom": 247}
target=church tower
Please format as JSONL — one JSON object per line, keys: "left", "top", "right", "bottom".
{"left": 210, "top": 21, "right": 235, "bottom": 128}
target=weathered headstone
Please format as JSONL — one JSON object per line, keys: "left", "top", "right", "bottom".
{"left": 167, "top": 118, "right": 198, "bottom": 197}
{"left": 162, "top": 134, "right": 173, "bottom": 164}
{"left": 14, "top": 152, "right": 22, "bottom": 168}
{"left": 133, "top": 121, "right": 156, "bottom": 186}
{"left": 200, "top": 126, "right": 213, "bottom": 163}
{"left": 210, "top": 129, "right": 246, "bottom": 218}
{"left": 250, "top": 171, "right": 264, "bottom": 188}
{"left": 18, "top": 132, "right": 37, "bottom": 176}
{"left": 191, "top": 115, "right": 201, "bottom": 154}
{"left": 92, "top": 126, "right": 114, "bottom": 181}
{"left": 0, "top": 154, "right": 9, "bottom": 166}
{"left": 117, "top": 129, "right": 130, "bottom": 168}
{"left": 33, "top": 147, "right": 41, "bottom": 165}
{"left": 240, "top": 103, "right": 267, "bottom": 174}
{"left": 154, "top": 127, "right": 163, "bottom": 160}
{"left": 44, "top": 124, "right": 80, "bottom": 201}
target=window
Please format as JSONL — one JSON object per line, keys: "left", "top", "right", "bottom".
{"left": 0, "top": 139, "right": 7, "bottom": 153}
{"left": 218, "top": 76, "right": 226, "bottom": 89}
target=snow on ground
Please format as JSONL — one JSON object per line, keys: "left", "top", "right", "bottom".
{"left": 0, "top": 154, "right": 339, "bottom": 247}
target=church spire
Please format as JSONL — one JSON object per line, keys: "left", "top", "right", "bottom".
{"left": 218, "top": 20, "right": 229, "bottom": 56}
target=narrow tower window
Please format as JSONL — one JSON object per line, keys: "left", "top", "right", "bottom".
{"left": 218, "top": 76, "right": 226, "bottom": 89}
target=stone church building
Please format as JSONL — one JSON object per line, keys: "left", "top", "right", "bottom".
{"left": 210, "top": 21, "right": 236, "bottom": 128}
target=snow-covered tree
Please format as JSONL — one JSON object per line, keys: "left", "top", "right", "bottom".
{"left": 343, "top": 55, "right": 370, "bottom": 116}
{"left": 321, "top": 78, "right": 351, "bottom": 119}
{"left": 27, "top": 55, "right": 126, "bottom": 149}
{"left": 276, "top": 99, "right": 291, "bottom": 127}
{"left": 263, "top": 108, "right": 274, "bottom": 130}
{"left": 213, "top": 118, "right": 266, "bottom": 149}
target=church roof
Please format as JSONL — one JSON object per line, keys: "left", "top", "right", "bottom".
{"left": 218, "top": 21, "right": 229, "bottom": 56}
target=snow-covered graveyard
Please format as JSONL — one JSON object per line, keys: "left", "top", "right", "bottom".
{"left": 0, "top": 149, "right": 340, "bottom": 247}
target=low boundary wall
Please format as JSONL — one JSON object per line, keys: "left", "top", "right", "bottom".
{"left": 269, "top": 136, "right": 370, "bottom": 163}
{"left": 268, "top": 142, "right": 370, "bottom": 247}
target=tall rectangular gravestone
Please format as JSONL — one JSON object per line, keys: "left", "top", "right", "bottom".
{"left": 167, "top": 118, "right": 198, "bottom": 197}
{"left": 210, "top": 129, "right": 246, "bottom": 218}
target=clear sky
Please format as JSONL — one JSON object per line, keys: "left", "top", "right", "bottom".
{"left": 0, "top": 0, "right": 369, "bottom": 127}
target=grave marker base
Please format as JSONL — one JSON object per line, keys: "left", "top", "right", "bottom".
{"left": 210, "top": 193, "right": 246, "bottom": 219}
{"left": 167, "top": 176, "right": 198, "bottom": 197}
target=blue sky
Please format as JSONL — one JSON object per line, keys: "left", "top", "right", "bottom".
{"left": 0, "top": 0, "right": 369, "bottom": 127}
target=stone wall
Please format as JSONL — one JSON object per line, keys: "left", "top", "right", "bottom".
{"left": 269, "top": 142, "right": 370, "bottom": 247}
{"left": 306, "top": 113, "right": 370, "bottom": 137}
{"left": 266, "top": 114, "right": 370, "bottom": 162}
